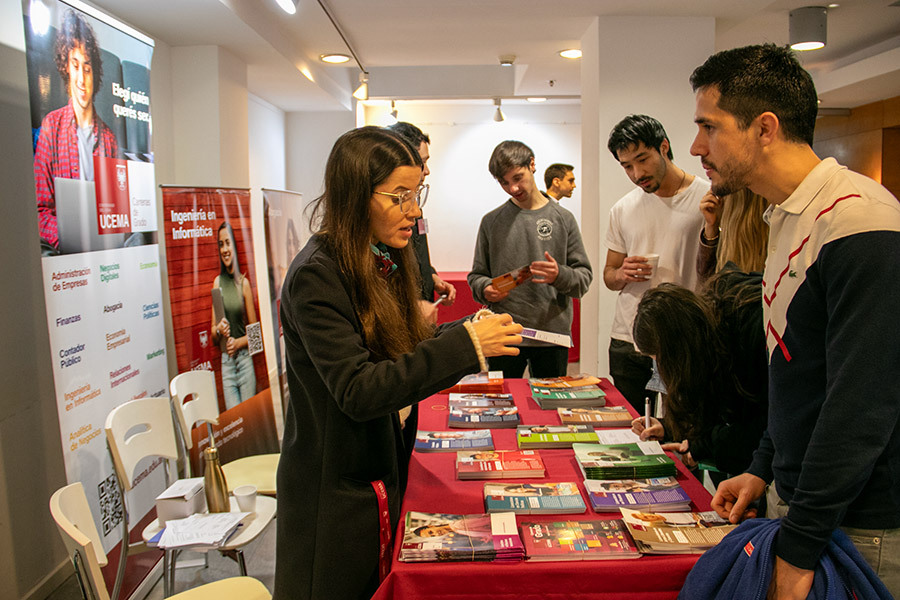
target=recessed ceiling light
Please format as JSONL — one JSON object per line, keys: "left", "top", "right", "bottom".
{"left": 275, "top": 0, "right": 299, "bottom": 15}
{"left": 827, "top": 3, "right": 839, "bottom": 7}
{"left": 559, "top": 49, "right": 582, "bottom": 59}
{"left": 526, "top": 97, "right": 547, "bottom": 103}
{"left": 320, "top": 53, "right": 350, "bottom": 64}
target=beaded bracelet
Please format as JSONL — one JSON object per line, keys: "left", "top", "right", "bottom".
{"left": 463, "top": 320, "right": 488, "bottom": 371}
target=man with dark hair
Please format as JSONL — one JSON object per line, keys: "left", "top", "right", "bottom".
{"left": 603, "top": 114, "right": 707, "bottom": 412}
{"left": 543, "top": 163, "right": 576, "bottom": 201}
{"left": 692, "top": 44, "right": 900, "bottom": 598}
{"left": 386, "top": 122, "right": 457, "bottom": 319}
{"left": 34, "top": 9, "right": 119, "bottom": 251}
{"left": 469, "top": 140, "right": 592, "bottom": 378}
{"left": 386, "top": 122, "right": 457, "bottom": 465}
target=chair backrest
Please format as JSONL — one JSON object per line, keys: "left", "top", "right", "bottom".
{"left": 105, "top": 396, "right": 179, "bottom": 491}
{"left": 49, "top": 482, "right": 111, "bottom": 600}
{"left": 170, "top": 371, "right": 220, "bottom": 451}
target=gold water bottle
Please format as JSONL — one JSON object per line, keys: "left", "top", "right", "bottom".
{"left": 203, "top": 446, "right": 230, "bottom": 513}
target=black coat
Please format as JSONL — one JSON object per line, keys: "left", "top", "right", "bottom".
{"left": 274, "top": 236, "right": 479, "bottom": 600}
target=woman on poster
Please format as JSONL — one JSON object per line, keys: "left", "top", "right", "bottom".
{"left": 211, "top": 221, "right": 258, "bottom": 408}
{"left": 275, "top": 126, "right": 522, "bottom": 600}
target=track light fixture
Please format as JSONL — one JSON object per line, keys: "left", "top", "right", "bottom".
{"left": 353, "top": 71, "right": 369, "bottom": 101}
{"left": 390, "top": 100, "right": 398, "bottom": 119}
{"left": 493, "top": 98, "right": 505, "bottom": 122}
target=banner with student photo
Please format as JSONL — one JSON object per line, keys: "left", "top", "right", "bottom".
{"left": 162, "top": 186, "right": 279, "bottom": 475}
{"left": 262, "top": 188, "right": 306, "bottom": 413}
{"left": 21, "top": 0, "right": 166, "bottom": 572}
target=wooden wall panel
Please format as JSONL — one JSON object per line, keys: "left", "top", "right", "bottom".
{"left": 882, "top": 127, "right": 900, "bottom": 199}
{"left": 813, "top": 129, "right": 883, "bottom": 182}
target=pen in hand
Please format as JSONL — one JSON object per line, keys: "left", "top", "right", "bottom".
{"left": 644, "top": 396, "right": 651, "bottom": 433}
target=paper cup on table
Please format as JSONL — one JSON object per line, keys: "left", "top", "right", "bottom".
{"left": 234, "top": 485, "right": 257, "bottom": 513}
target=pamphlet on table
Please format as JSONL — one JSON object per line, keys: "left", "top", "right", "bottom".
{"left": 415, "top": 429, "right": 494, "bottom": 452}
{"left": 519, "top": 519, "right": 641, "bottom": 561}
{"left": 456, "top": 450, "right": 546, "bottom": 479}
{"left": 574, "top": 442, "right": 677, "bottom": 479}
{"left": 584, "top": 477, "right": 691, "bottom": 513}
{"left": 483, "top": 482, "right": 586, "bottom": 514}
{"left": 399, "top": 511, "right": 525, "bottom": 562}
{"left": 619, "top": 507, "right": 737, "bottom": 554}
{"left": 516, "top": 424, "right": 599, "bottom": 449}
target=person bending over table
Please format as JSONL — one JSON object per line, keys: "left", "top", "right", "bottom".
{"left": 630, "top": 269, "right": 767, "bottom": 481}
{"left": 275, "top": 126, "right": 522, "bottom": 600}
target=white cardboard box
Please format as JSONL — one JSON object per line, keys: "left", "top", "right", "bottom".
{"left": 155, "top": 477, "right": 207, "bottom": 526}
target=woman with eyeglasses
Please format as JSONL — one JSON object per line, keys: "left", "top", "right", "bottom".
{"left": 274, "top": 126, "right": 523, "bottom": 600}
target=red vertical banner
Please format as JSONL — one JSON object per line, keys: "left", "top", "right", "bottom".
{"left": 162, "top": 187, "right": 279, "bottom": 473}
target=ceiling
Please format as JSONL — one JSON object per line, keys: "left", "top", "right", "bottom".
{"left": 87, "top": 0, "right": 900, "bottom": 112}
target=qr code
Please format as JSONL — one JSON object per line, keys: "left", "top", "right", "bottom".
{"left": 98, "top": 473, "right": 123, "bottom": 536}
{"left": 246, "top": 321, "right": 263, "bottom": 356}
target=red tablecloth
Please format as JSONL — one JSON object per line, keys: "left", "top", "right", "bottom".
{"left": 371, "top": 378, "right": 710, "bottom": 600}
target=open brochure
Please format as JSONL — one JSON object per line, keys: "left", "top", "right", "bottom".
{"left": 619, "top": 507, "right": 737, "bottom": 554}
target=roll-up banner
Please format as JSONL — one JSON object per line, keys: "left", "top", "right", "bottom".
{"left": 22, "top": 0, "right": 165, "bottom": 592}
{"left": 162, "top": 187, "right": 279, "bottom": 474}
{"left": 261, "top": 188, "right": 306, "bottom": 413}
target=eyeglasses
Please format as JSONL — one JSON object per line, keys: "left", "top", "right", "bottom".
{"left": 374, "top": 183, "right": 429, "bottom": 214}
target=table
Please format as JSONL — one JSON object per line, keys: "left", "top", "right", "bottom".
{"left": 372, "top": 379, "right": 711, "bottom": 600}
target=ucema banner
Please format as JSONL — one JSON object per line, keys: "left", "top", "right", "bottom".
{"left": 21, "top": 0, "right": 167, "bottom": 590}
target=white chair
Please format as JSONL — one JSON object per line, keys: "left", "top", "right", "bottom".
{"left": 49, "top": 482, "right": 271, "bottom": 600}
{"left": 104, "top": 396, "right": 180, "bottom": 598}
{"left": 105, "top": 396, "right": 276, "bottom": 597}
{"left": 170, "top": 371, "right": 279, "bottom": 495}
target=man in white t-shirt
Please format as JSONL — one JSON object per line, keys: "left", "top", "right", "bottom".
{"left": 603, "top": 114, "right": 708, "bottom": 412}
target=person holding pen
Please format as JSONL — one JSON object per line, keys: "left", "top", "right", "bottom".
{"left": 630, "top": 269, "right": 767, "bottom": 480}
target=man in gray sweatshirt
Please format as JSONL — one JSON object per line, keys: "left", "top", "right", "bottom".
{"left": 468, "top": 141, "right": 593, "bottom": 378}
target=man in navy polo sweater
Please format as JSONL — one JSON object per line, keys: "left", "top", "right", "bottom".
{"left": 690, "top": 44, "right": 900, "bottom": 599}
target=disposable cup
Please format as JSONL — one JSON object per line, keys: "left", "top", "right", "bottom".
{"left": 234, "top": 484, "right": 257, "bottom": 513}
{"left": 644, "top": 254, "right": 660, "bottom": 280}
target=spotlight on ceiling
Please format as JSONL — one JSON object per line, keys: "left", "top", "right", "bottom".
{"left": 319, "top": 53, "right": 350, "bottom": 64}
{"left": 353, "top": 71, "right": 369, "bottom": 101}
{"left": 499, "top": 54, "right": 516, "bottom": 66}
{"left": 390, "top": 100, "right": 398, "bottom": 120}
{"left": 493, "top": 98, "right": 506, "bottom": 122}
{"left": 559, "top": 48, "right": 582, "bottom": 59}
{"left": 275, "top": 0, "right": 300, "bottom": 15}
{"left": 790, "top": 6, "right": 827, "bottom": 51}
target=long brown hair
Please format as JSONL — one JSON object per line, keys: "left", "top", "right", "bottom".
{"left": 716, "top": 189, "right": 768, "bottom": 273}
{"left": 309, "top": 126, "right": 431, "bottom": 360}
{"left": 632, "top": 271, "right": 761, "bottom": 442}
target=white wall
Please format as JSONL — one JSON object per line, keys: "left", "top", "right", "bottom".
{"left": 364, "top": 102, "right": 583, "bottom": 273}
{"left": 247, "top": 93, "right": 287, "bottom": 433}
{"left": 285, "top": 109, "right": 356, "bottom": 237}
